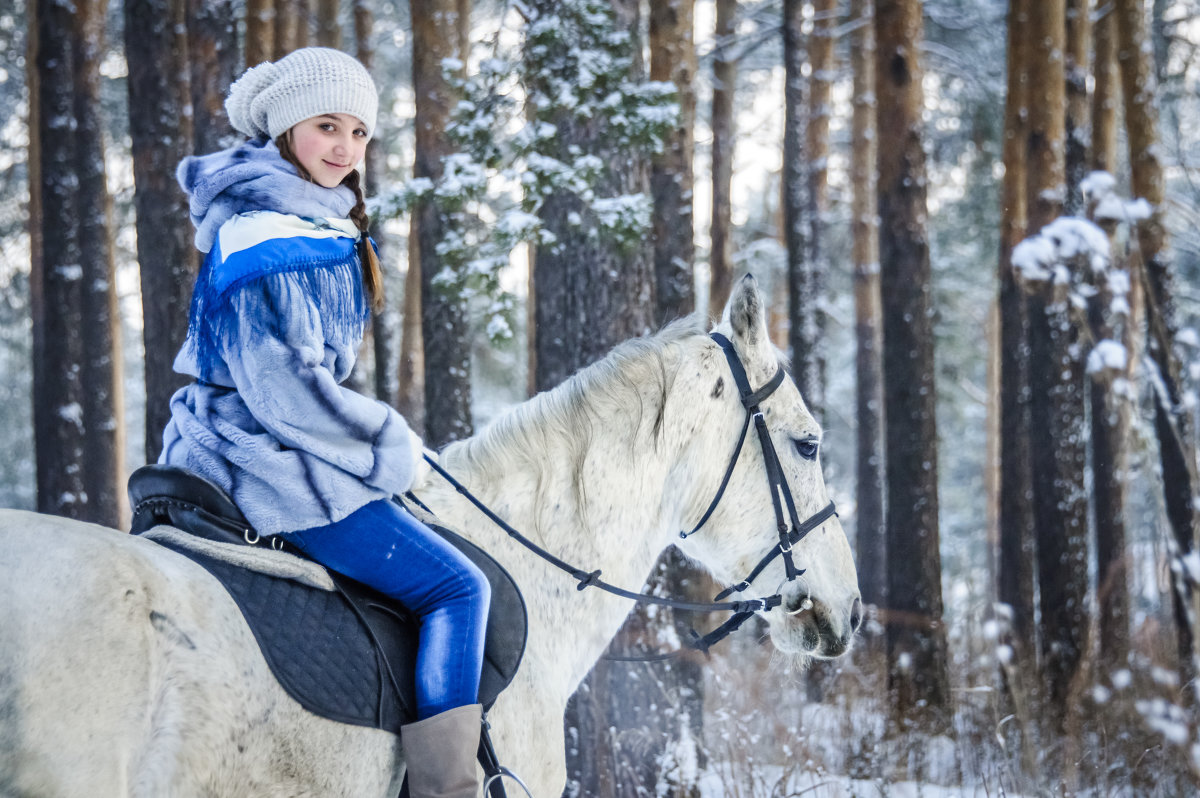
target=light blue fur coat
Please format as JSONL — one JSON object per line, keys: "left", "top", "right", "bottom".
{"left": 160, "top": 138, "right": 421, "bottom": 536}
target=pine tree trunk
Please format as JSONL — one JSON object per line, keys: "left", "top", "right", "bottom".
{"left": 996, "top": 0, "right": 1038, "bottom": 755}
{"left": 795, "top": 0, "right": 834, "bottom": 416}
{"left": 1115, "top": 0, "right": 1200, "bottom": 694}
{"left": 398, "top": 220, "right": 426, "bottom": 428}
{"left": 187, "top": 0, "right": 236, "bottom": 155}
{"left": 708, "top": 0, "right": 736, "bottom": 319}
{"left": 354, "top": 1, "right": 397, "bottom": 408}
{"left": 1026, "top": 0, "right": 1091, "bottom": 755}
{"left": 412, "top": 0, "right": 471, "bottom": 445}
{"left": 875, "top": 0, "right": 952, "bottom": 742}
{"left": 245, "top": 0, "right": 275, "bottom": 67}
{"left": 317, "top": 0, "right": 340, "bottom": 48}
{"left": 275, "top": 0, "right": 307, "bottom": 58}
{"left": 127, "top": 0, "right": 198, "bottom": 463}
{"left": 850, "top": 0, "right": 885, "bottom": 639}
{"left": 782, "top": 0, "right": 806, "bottom": 383}
{"left": 529, "top": 13, "right": 655, "bottom": 393}
{"left": 1063, "top": 0, "right": 1090, "bottom": 216}
{"left": 1088, "top": 0, "right": 1131, "bottom": 681}
{"left": 74, "top": 0, "right": 124, "bottom": 526}
{"left": 33, "top": 0, "right": 123, "bottom": 525}
{"left": 1090, "top": 3, "right": 1118, "bottom": 175}
{"left": 649, "top": 0, "right": 696, "bottom": 325}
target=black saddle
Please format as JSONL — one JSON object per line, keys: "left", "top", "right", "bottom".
{"left": 127, "top": 464, "right": 528, "bottom": 735}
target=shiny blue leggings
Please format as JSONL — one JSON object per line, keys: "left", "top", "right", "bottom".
{"left": 290, "top": 499, "right": 491, "bottom": 720}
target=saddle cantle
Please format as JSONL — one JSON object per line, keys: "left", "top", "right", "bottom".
{"left": 127, "top": 464, "right": 528, "bottom": 735}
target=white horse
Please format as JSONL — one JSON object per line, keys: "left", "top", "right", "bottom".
{"left": 0, "top": 276, "right": 860, "bottom": 797}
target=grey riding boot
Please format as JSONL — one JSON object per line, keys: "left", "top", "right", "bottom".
{"left": 401, "top": 703, "right": 484, "bottom": 798}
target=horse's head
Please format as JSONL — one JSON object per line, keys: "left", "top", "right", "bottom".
{"left": 675, "top": 275, "right": 861, "bottom": 660}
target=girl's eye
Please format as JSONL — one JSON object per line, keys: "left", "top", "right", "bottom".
{"left": 794, "top": 439, "right": 819, "bottom": 460}
{"left": 319, "top": 123, "right": 335, "bottom": 132}
{"left": 354, "top": 129, "right": 367, "bottom": 138}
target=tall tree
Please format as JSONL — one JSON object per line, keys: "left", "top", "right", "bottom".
{"left": 1115, "top": 0, "right": 1199, "bottom": 692}
{"left": 1025, "top": 0, "right": 1091, "bottom": 756}
{"left": 317, "top": 0, "right": 341, "bottom": 48}
{"left": 849, "top": 0, "right": 885, "bottom": 631}
{"left": 246, "top": 0, "right": 275, "bottom": 67}
{"left": 412, "top": 0, "right": 472, "bottom": 446}
{"left": 708, "top": 0, "right": 736, "bottom": 319}
{"left": 649, "top": 0, "right": 696, "bottom": 325}
{"left": 996, "top": 0, "right": 1037, "bottom": 733}
{"left": 875, "top": 0, "right": 952, "bottom": 742}
{"left": 275, "top": 0, "right": 308, "bottom": 58}
{"left": 127, "top": 0, "right": 198, "bottom": 462}
{"left": 781, "top": 0, "right": 806, "bottom": 387}
{"left": 33, "top": 0, "right": 123, "bottom": 526}
{"left": 795, "top": 0, "right": 835, "bottom": 415}
{"left": 188, "top": 0, "right": 237, "bottom": 154}
{"left": 1064, "top": 0, "right": 1091, "bottom": 215}
{"left": 353, "top": 0, "right": 398, "bottom": 408}
{"left": 1088, "top": 0, "right": 1132, "bottom": 678}
{"left": 530, "top": 0, "right": 656, "bottom": 393}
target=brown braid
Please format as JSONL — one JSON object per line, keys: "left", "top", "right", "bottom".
{"left": 275, "top": 132, "right": 384, "bottom": 312}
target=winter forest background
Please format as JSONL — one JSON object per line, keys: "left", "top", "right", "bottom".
{"left": 4, "top": 0, "right": 1200, "bottom": 794}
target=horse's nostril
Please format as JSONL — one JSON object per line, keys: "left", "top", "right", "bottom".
{"left": 850, "top": 597, "right": 863, "bottom": 631}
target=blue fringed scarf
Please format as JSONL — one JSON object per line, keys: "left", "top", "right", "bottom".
{"left": 177, "top": 139, "right": 368, "bottom": 382}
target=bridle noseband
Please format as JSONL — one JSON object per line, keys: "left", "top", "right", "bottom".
{"left": 681, "top": 333, "right": 837, "bottom": 604}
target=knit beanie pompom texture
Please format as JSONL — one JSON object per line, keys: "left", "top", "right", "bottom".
{"left": 225, "top": 48, "right": 378, "bottom": 141}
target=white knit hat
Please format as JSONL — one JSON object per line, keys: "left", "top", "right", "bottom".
{"left": 225, "top": 47, "right": 378, "bottom": 141}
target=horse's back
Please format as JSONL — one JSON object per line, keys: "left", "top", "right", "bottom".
{"left": 0, "top": 510, "right": 402, "bottom": 798}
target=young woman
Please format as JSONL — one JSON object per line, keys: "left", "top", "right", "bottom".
{"left": 160, "top": 47, "right": 490, "bottom": 798}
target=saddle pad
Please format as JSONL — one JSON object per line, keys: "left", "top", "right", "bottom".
{"left": 149, "top": 524, "right": 527, "bottom": 735}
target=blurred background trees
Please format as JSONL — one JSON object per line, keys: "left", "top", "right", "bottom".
{"left": 5, "top": 0, "right": 1200, "bottom": 792}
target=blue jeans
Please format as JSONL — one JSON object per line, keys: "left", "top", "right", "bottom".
{"left": 290, "top": 499, "right": 491, "bottom": 720}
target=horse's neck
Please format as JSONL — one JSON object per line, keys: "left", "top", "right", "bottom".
{"left": 422, "top": 356, "right": 699, "bottom": 691}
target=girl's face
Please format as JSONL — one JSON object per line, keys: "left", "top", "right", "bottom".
{"left": 288, "top": 113, "right": 369, "bottom": 188}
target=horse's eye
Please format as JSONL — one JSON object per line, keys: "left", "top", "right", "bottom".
{"left": 795, "top": 439, "right": 819, "bottom": 460}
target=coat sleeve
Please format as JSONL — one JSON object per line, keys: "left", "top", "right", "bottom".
{"left": 215, "top": 271, "right": 423, "bottom": 497}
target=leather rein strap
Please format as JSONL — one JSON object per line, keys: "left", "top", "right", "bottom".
{"left": 420, "top": 333, "right": 836, "bottom": 655}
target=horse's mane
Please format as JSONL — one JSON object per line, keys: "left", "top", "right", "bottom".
{"left": 441, "top": 314, "right": 708, "bottom": 530}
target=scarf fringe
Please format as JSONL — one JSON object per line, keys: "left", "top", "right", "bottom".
{"left": 187, "top": 255, "right": 370, "bottom": 382}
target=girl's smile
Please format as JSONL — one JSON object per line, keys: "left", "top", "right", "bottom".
{"left": 288, "top": 113, "right": 369, "bottom": 188}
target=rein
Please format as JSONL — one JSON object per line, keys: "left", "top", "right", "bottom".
{"left": 420, "top": 333, "right": 836, "bottom": 656}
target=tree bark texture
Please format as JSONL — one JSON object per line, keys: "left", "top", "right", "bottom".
{"left": 33, "top": 0, "right": 123, "bottom": 526}
{"left": 353, "top": 1, "right": 397, "bottom": 408}
{"left": 187, "top": 0, "right": 237, "bottom": 154}
{"left": 1090, "top": 3, "right": 1118, "bottom": 174}
{"left": 245, "top": 0, "right": 275, "bottom": 67}
{"left": 708, "top": 0, "right": 736, "bottom": 320}
{"left": 529, "top": 4, "right": 655, "bottom": 395}
{"left": 317, "top": 0, "right": 341, "bottom": 48}
{"left": 275, "top": 0, "right": 309, "bottom": 58}
{"left": 850, "top": 0, "right": 885, "bottom": 621}
{"left": 782, "top": 0, "right": 807, "bottom": 392}
{"left": 1025, "top": 0, "right": 1091, "bottom": 750}
{"left": 875, "top": 0, "right": 952, "bottom": 739}
{"left": 127, "top": 0, "right": 199, "bottom": 463}
{"left": 794, "top": 0, "right": 835, "bottom": 417}
{"left": 1063, "top": 0, "right": 1090, "bottom": 216}
{"left": 649, "top": 0, "right": 697, "bottom": 326}
{"left": 412, "top": 0, "right": 472, "bottom": 446}
{"left": 996, "top": 0, "right": 1036, "bottom": 711}
{"left": 1115, "top": 0, "right": 1199, "bottom": 690}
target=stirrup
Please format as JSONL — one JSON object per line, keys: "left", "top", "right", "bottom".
{"left": 483, "top": 767, "right": 533, "bottom": 798}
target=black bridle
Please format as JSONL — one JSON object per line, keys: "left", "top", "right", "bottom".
{"left": 420, "top": 332, "right": 837, "bottom": 654}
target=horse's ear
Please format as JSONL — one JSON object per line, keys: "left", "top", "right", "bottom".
{"left": 724, "top": 274, "right": 773, "bottom": 367}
